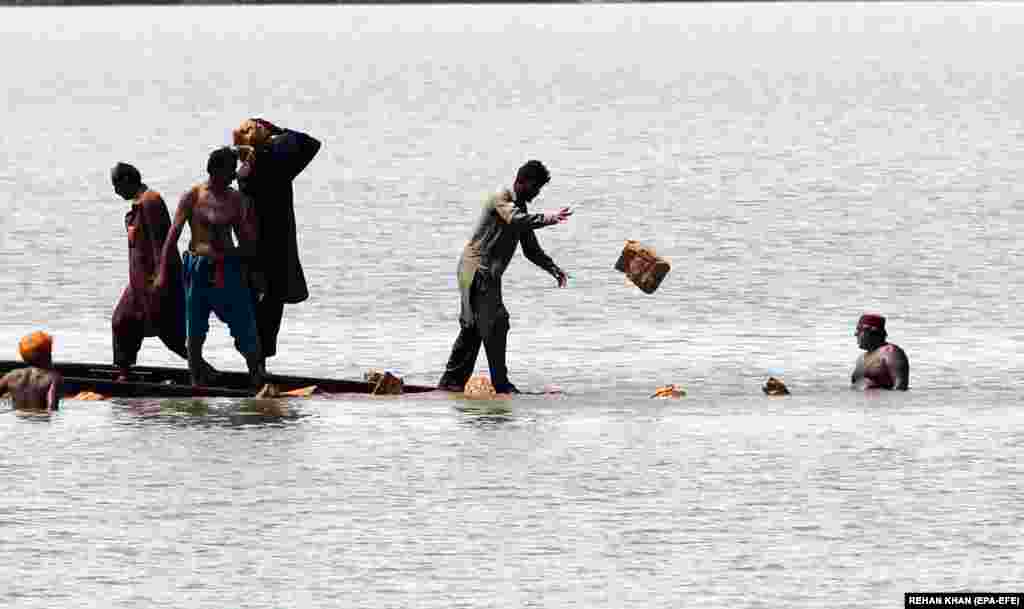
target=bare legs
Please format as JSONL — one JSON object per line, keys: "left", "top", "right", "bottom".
{"left": 187, "top": 336, "right": 263, "bottom": 388}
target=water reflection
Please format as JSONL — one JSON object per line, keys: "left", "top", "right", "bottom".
{"left": 1, "top": 397, "right": 56, "bottom": 421}
{"left": 11, "top": 409, "right": 56, "bottom": 422}
{"left": 454, "top": 395, "right": 515, "bottom": 425}
{"left": 110, "top": 396, "right": 308, "bottom": 428}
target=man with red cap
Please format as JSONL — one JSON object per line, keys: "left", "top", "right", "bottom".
{"left": 851, "top": 313, "right": 909, "bottom": 391}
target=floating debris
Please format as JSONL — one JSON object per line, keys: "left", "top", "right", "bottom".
{"left": 651, "top": 384, "right": 686, "bottom": 399}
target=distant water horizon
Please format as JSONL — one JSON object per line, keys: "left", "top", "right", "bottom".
{"left": 4, "top": 0, "right": 641, "bottom": 6}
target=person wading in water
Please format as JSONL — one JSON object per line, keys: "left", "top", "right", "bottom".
{"left": 438, "top": 160, "right": 573, "bottom": 394}
{"left": 851, "top": 313, "right": 909, "bottom": 391}
{"left": 0, "top": 331, "right": 62, "bottom": 411}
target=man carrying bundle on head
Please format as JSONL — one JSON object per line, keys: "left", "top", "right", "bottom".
{"left": 851, "top": 313, "right": 910, "bottom": 391}
{"left": 0, "top": 331, "right": 62, "bottom": 411}
{"left": 109, "top": 162, "right": 207, "bottom": 382}
{"left": 156, "top": 147, "right": 264, "bottom": 388}
{"left": 232, "top": 118, "right": 321, "bottom": 375}
{"left": 437, "top": 160, "right": 573, "bottom": 394}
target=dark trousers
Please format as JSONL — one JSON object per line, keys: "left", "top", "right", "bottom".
{"left": 112, "top": 317, "right": 187, "bottom": 368}
{"left": 439, "top": 273, "right": 512, "bottom": 390}
{"left": 252, "top": 295, "right": 285, "bottom": 359}
{"left": 439, "top": 317, "right": 511, "bottom": 390}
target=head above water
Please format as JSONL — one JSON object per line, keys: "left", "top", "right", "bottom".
{"left": 207, "top": 147, "right": 238, "bottom": 185}
{"left": 111, "top": 162, "right": 142, "bottom": 200}
{"left": 855, "top": 313, "right": 888, "bottom": 350}
{"left": 514, "top": 160, "right": 551, "bottom": 203}
{"left": 19, "top": 331, "right": 53, "bottom": 368}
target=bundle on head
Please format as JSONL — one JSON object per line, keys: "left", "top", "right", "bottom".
{"left": 233, "top": 119, "right": 273, "bottom": 149}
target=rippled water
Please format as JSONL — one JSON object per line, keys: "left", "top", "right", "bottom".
{"left": 1, "top": 3, "right": 1022, "bottom": 607}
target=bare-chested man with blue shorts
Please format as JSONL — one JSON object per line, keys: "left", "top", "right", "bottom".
{"left": 156, "top": 147, "right": 264, "bottom": 388}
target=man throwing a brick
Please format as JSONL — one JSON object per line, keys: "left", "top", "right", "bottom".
{"left": 438, "top": 160, "right": 572, "bottom": 394}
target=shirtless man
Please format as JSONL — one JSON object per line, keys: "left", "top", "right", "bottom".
{"left": 0, "top": 331, "right": 62, "bottom": 411}
{"left": 851, "top": 313, "right": 909, "bottom": 391}
{"left": 156, "top": 147, "right": 264, "bottom": 388}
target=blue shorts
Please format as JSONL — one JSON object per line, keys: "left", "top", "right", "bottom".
{"left": 182, "top": 252, "right": 260, "bottom": 358}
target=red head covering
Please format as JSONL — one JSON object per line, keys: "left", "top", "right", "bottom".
{"left": 856, "top": 314, "right": 886, "bottom": 333}
{"left": 18, "top": 331, "right": 53, "bottom": 366}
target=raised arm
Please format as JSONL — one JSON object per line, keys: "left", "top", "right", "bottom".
{"left": 263, "top": 124, "right": 321, "bottom": 181}
{"left": 520, "top": 228, "right": 567, "bottom": 287}
{"left": 155, "top": 187, "right": 195, "bottom": 290}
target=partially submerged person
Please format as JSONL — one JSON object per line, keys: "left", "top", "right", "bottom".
{"left": 110, "top": 162, "right": 200, "bottom": 382}
{"left": 233, "top": 118, "right": 321, "bottom": 375}
{"left": 156, "top": 147, "right": 264, "bottom": 388}
{"left": 0, "top": 331, "right": 62, "bottom": 411}
{"left": 851, "top": 313, "right": 909, "bottom": 391}
{"left": 438, "top": 160, "right": 572, "bottom": 394}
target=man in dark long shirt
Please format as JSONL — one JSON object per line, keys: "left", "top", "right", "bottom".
{"left": 438, "top": 160, "right": 573, "bottom": 394}
{"left": 233, "top": 118, "right": 321, "bottom": 373}
{"left": 110, "top": 163, "right": 190, "bottom": 382}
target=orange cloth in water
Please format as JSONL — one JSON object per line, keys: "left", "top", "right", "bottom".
{"left": 18, "top": 331, "right": 52, "bottom": 366}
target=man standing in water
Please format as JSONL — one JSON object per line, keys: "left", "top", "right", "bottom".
{"left": 233, "top": 118, "right": 321, "bottom": 375}
{"left": 110, "top": 162, "right": 197, "bottom": 381}
{"left": 851, "top": 313, "right": 909, "bottom": 390}
{"left": 0, "top": 331, "right": 61, "bottom": 411}
{"left": 438, "top": 160, "right": 572, "bottom": 394}
{"left": 156, "top": 147, "right": 263, "bottom": 388}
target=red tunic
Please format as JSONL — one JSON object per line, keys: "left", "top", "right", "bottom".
{"left": 112, "top": 190, "right": 185, "bottom": 336}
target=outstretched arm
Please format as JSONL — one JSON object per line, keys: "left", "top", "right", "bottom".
{"left": 155, "top": 188, "right": 195, "bottom": 290}
{"left": 521, "top": 229, "right": 567, "bottom": 287}
{"left": 257, "top": 120, "right": 321, "bottom": 181}
{"left": 494, "top": 194, "right": 572, "bottom": 230}
{"left": 0, "top": 371, "right": 10, "bottom": 397}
